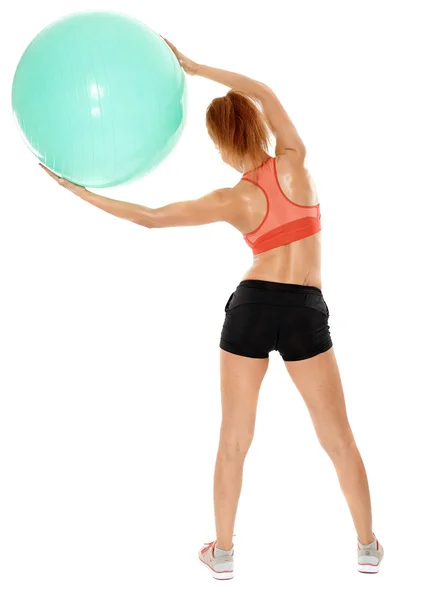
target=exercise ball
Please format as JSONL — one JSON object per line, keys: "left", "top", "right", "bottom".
{"left": 12, "top": 12, "right": 186, "bottom": 187}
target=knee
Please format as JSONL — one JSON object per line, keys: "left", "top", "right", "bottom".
{"left": 319, "top": 431, "right": 357, "bottom": 459}
{"left": 218, "top": 431, "right": 254, "bottom": 461}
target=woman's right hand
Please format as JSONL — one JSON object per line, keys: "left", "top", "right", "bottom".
{"left": 163, "top": 38, "right": 200, "bottom": 75}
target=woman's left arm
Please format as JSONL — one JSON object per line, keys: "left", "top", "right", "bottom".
{"left": 40, "top": 164, "right": 235, "bottom": 228}
{"left": 140, "top": 188, "right": 234, "bottom": 228}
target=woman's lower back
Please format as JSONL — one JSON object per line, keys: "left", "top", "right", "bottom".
{"left": 242, "top": 232, "right": 323, "bottom": 288}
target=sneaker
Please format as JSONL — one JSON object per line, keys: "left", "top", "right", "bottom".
{"left": 357, "top": 538, "right": 384, "bottom": 574}
{"left": 198, "top": 541, "right": 234, "bottom": 580}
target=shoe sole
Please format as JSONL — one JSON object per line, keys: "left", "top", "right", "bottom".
{"left": 199, "top": 557, "right": 234, "bottom": 580}
{"left": 358, "top": 563, "right": 380, "bottom": 574}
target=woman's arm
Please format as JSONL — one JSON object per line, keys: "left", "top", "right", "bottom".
{"left": 164, "top": 40, "right": 306, "bottom": 158}
{"left": 80, "top": 188, "right": 234, "bottom": 228}
{"left": 135, "top": 188, "right": 235, "bottom": 228}
{"left": 39, "top": 164, "right": 152, "bottom": 223}
{"left": 199, "top": 65, "right": 306, "bottom": 157}
{"left": 40, "top": 164, "right": 238, "bottom": 229}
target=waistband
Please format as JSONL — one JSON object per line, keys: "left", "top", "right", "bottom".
{"left": 238, "top": 279, "right": 322, "bottom": 295}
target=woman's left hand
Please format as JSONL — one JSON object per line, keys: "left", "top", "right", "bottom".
{"left": 39, "top": 163, "right": 86, "bottom": 196}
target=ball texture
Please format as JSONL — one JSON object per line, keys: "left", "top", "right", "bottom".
{"left": 12, "top": 12, "right": 186, "bottom": 187}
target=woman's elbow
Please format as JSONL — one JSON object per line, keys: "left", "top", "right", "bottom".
{"left": 295, "top": 142, "right": 307, "bottom": 160}
{"left": 135, "top": 207, "right": 159, "bottom": 228}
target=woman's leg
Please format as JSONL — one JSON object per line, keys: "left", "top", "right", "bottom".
{"left": 214, "top": 350, "right": 269, "bottom": 550}
{"left": 284, "top": 347, "right": 374, "bottom": 544}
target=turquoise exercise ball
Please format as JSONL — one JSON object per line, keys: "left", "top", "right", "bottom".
{"left": 12, "top": 12, "right": 186, "bottom": 188}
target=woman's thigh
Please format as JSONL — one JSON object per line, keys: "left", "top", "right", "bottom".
{"left": 284, "top": 347, "right": 354, "bottom": 452}
{"left": 219, "top": 349, "right": 269, "bottom": 442}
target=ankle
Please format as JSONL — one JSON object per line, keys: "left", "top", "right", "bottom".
{"left": 358, "top": 533, "right": 376, "bottom": 547}
{"left": 216, "top": 540, "right": 233, "bottom": 552}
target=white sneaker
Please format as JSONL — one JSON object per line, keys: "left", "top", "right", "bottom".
{"left": 357, "top": 538, "right": 384, "bottom": 574}
{"left": 198, "top": 541, "right": 234, "bottom": 580}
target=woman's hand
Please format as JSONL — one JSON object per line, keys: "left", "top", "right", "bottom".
{"left": 39, "top": 163, "right": 155, "bottom": 223}
{"left": 39, "top": 163, "right": 86, "bottom": 196}
{"left": 163, "top": 38, "right": 199, "bottom": 76}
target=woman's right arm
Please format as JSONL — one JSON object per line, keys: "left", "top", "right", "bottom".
{"left": 198, "top": 64, "right": 306, "bottom": 159}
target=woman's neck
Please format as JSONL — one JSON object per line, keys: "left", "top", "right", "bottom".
{"left": 242, "top": 151, "right": 271, "bottom": 173}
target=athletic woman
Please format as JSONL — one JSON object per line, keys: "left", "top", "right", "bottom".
{"left": 41, "top": 40, "right": 384, "bottom": 579}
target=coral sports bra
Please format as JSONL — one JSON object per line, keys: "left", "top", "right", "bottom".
{"left": 242, "top": 156, "right": 321, "bottom": 255}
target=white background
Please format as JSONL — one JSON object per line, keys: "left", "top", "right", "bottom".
{"left": 1, "top": 0, "right": 435, "bottom": 598}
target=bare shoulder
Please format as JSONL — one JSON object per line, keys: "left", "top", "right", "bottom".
{"left": 221, "top": 182, "right": 252, "bottom": 230}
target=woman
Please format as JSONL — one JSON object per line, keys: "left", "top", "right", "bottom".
{"left": 41, "top": 40, "right": 383, "bottom": 579}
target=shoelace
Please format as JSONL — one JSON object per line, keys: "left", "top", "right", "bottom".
{"left": 200, "top": 541, "right": 216, "bottom": 556}
{"left": 203, "top": 541, "right": 215, "bottom": 549}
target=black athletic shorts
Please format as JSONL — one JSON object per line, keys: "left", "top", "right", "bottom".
{"left": 219, "top": 279, "right": 333, "bottom": 361}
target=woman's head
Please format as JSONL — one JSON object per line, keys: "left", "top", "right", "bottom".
{"left": 206, "top": 90, "right": 270, "bottom": 172}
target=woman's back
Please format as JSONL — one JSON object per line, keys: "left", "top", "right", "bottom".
{"left": 233, "top": 153, "right": 322, "bottom": 288}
